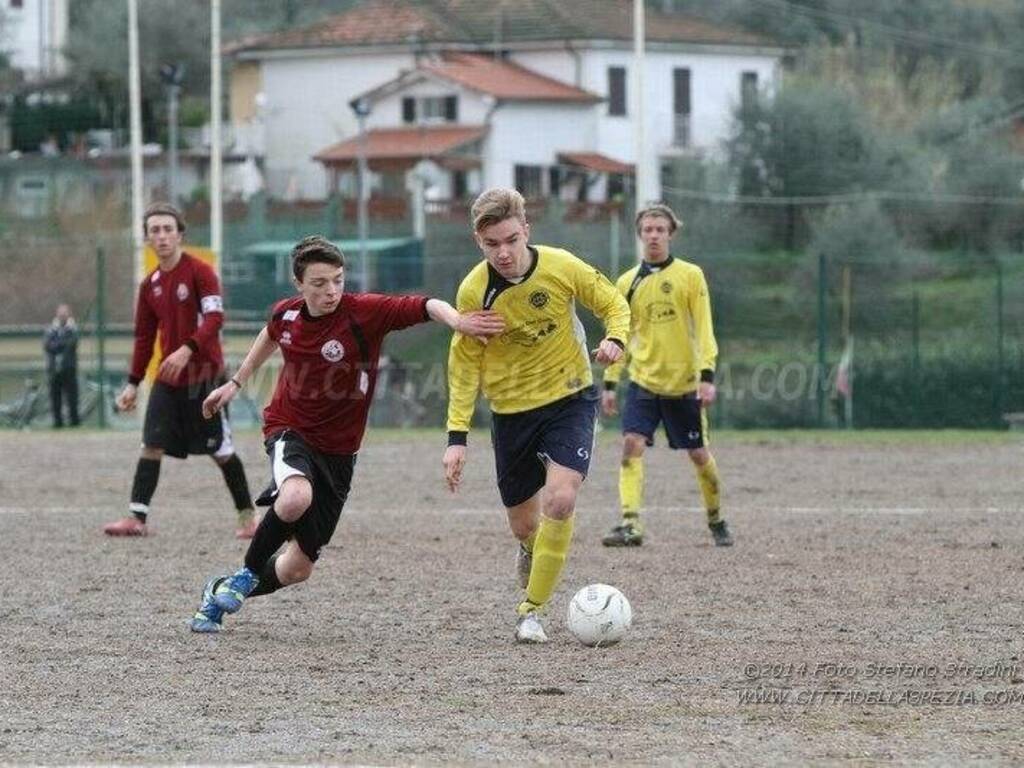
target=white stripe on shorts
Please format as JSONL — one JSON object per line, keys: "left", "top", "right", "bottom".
{"left": 214, "top": 410, "right": 235, "bottom": 459}
{"left": 269, "top": 435, "right": 305, "bottom": 499}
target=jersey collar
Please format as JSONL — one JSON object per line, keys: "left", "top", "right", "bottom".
{"left": 483, "top": 246, "right": 539, "bottom": 309}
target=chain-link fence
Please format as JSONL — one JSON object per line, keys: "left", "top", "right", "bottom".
{"left": 2, "top": 186, "right": 1022, "bottom": 429}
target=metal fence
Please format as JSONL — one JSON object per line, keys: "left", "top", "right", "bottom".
{"left": 1, "top": 191, "right": 1021, "bottom": 429}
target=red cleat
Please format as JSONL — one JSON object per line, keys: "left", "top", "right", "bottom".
{"left": 103, "top": 516, "right": 149, "bottom": 537}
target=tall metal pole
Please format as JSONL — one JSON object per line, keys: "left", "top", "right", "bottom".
{"left": 210, "top": 0, "right": 223, "bottom": 265}
{"left": 817, "top": 252, "right": 828, "bottom": 427}
{"left": 610, "top": 209, "right": 621, "bottom": 279}
{"left": 96, "top": 247, "right": 108, "bottom": 429}
{"left": 841, "top": 264, "right": 852, "bottom": 429}
{"left": 168, "top": 82, "right": 180, "bottom": 205}
{"left": 995, "top": 258, "right": 1004, "bottom": 422}
{"left": 912, "top": 290, "right": 920, "bottom": 426}
{"left": 127, "top": 0, "right": 145, "bottom": 287}
{"left": 633, "top": 0, "right": 648, "bottom": 261}
{"left": 356, "top": 107, "right": 370, "bottom": 292}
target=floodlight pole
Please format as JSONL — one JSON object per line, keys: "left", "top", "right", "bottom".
{"left": 127, "top": 0, "right": 145, "bottom": 287}
{"left": 210, "top": 0, "right": 224, "bottom": 267}
{"left": 160, "top": 63, "right": 185, "bottom": 205}
{"left": 351, "top": 97, "right": 371, "bottom": 292}
{"left": 632, "top": 0, "right": 650, "bottom": 259}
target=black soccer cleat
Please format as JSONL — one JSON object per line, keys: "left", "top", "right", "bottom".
{"left": 602, "top": 522, "right": 644, "bottom": 547}
{"left": 709, "top": 520, "right": 734, "bottom": 547}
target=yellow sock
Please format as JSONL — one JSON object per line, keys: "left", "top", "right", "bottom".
{"left": 619, "top": 456, "right": 645, "bottom": 519}
{"left": 695, "top": 455, "right": 722, "bottom": 525}
{"left": 518, "top": 515, "right": 574, "bottom": 614}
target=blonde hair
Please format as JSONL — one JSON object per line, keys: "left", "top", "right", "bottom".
{"left": 471, "top": 187, "right": 527, "bottom": 232}
{"left": 634, "top": 203, "right": 681, "bottom": 235}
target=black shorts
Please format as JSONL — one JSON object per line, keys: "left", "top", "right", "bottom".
{"left": 255, "top": 430, "right": 356, "bottom": 562}
{"left": 490, "top": 387, "right": 598, "bottom": 508}
{"left": 142, "top": 378, "right": 233, "bottom": 459}
{"left": 621, "top": 381, "right": 709, "bottom": 450}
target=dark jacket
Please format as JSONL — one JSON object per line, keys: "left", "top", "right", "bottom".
{"left": 44, "top": 319, "right": 78, "bottom": 375}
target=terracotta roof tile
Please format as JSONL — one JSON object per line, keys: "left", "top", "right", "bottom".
{"left": 420, "top": 53, "right": 599, "bottom": 102}
{"left": 558, "top": 151, "right": 633, "bottom": 175}
{"left": 314, "top": 125, "right": 488, "bottom": 164}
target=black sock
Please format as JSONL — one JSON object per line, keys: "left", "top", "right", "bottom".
{"left": 129, "top": 458, "right": 161, "bottom": 522}
{"left": 218, "top": 454, "right": 254, "bottom": 512}
{"left": 244, "top": 509, "right": 293, "bottom": 573}
{"left": 249, "top": 554, "right": 284, "bottom": 599}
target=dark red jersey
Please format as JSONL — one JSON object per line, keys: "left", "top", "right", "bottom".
{"left": 129, "top": 253, "right": 225, "bottom": 387}
{"left": 263, "top": 292, "right": 430, "bottom": 455}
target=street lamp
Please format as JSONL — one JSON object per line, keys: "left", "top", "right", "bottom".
{"left": 350, "top": 96, "right": 371, "bottom": 292}
{"left": 159, "top": 62, "right": 185, "bottom": 205}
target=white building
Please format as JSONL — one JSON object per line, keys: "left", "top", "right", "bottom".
{"left": 1, "top": 0, "right": 68, "bottom": 81}
{"left": 226, "top": 0, "right": 784, "bottom": 201}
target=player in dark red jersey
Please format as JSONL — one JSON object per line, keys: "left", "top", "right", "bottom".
{"left": 188, "top": 235, "right": 503, "bottom": 632}
{"left": 104, "top": 203, "right": 258, "bottom": 539}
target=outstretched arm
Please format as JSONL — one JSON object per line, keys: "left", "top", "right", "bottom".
{"left": 202, "top": 327, "right": 278, "bottom": 419}
{"left": 426, "top": 298, "right": 505, "bottom": 339}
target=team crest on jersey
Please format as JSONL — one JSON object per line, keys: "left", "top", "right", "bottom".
{"left": 280, "top": 331, "right": 293, "bottom": 346}
{"left": 529, "top": 290, "right": 549, "bottom": 309}
{"left": 321, "top": 339, "right": 345, "bottom": 362}
{"left": 152, "top": 286, "right": 163, "bottom": 297}
{"left": 176, "top": 283, "right": 190, "bottom": 301}
{"left": 660, "top": 280, "right": 672, "bottom": 294}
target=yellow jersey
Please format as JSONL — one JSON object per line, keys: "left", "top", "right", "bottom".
{"left": 447, "top": 245, "right": 630, "bottom": 437}
{"left": 603, "top": 255, "right": 718, "bottom": 396}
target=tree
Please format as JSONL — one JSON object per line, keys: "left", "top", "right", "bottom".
{"left": 728, "top": 79, "right": 886, "bottom": 199}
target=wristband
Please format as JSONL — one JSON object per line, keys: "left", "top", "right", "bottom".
{"left": 230, "top": 377, "right": 242, "bottom": 389}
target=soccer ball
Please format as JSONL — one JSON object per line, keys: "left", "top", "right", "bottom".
{"left": 566, "top": 583, "right": 632, "bottom": 646}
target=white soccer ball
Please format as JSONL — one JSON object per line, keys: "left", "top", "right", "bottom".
{"left": 567, "top": 583, "right": 632, "bottom": 646}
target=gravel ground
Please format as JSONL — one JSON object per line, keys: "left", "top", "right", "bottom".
{"left": 1, "top": 428, "right": 1022, "bottom": 765}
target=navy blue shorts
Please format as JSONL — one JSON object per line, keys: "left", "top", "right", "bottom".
{"left": 621, "top": 381, "right": 709, "bottom": 450}
{"left": 490, "top": 387, "right": 599, "bottom": 508}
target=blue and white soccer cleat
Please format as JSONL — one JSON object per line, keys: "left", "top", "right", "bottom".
{"left": 212, "top": 567, "right": 259, "bottom": 614}
{"left": 189, "top": 576, "right": 225, "bottom": 633}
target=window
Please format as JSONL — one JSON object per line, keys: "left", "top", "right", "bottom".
{"left": 607, "top": 174, "right": 625, "bottom": 201}
{"left": 514, "top": 165, "right": 544, "bottom": 198}
{"left": 674, "top": 68, "right": 691, "bottom": 116}
{"left": 608, "top": 66, "right": 626, "bottom": 116}
{"left": 444, "top": 95, "right": 458, "bottom": 122}
{"left": 673, "top": 68, "right": 691, "bottom": 147}
{"left": 741, "top": 71, "right": 759, "bottom": 111}
{"left": 452, "top": 170, "right": 468, "bottom": 200}
{"left": 402, "top": 95, "right": 458, "bottom": 124}
{"left": 548, "top": 166, "right": 562, "bottom": 198}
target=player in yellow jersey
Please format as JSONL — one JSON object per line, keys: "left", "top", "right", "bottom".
{"left": 443, "top": 188, "right": 631, "bottom": 643}
{"left": 601, "top": 203, "right": 733, "bottom": 548}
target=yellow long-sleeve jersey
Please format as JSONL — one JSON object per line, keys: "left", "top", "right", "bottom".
{"left": 603, "top": 255, "right": 718, "bottom": 396}
{"left": 447, "top": 245, "right": 630, "bottom": 434}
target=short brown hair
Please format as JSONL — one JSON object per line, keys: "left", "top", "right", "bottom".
{"left": 291, "top": 235, "right": 344, "bottom": 281}
{"left": 634, "top": 203, "right": 681, "bottom": 235}
{"left": 471, "top": 187, "right": 527, "bottom": 232}
{"left": 143, "top": 202, "right": 186, "bottom": 234}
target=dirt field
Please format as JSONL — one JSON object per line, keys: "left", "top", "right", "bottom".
{"left": 1, "top": 428, "right": 1022, "bottom": 765}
